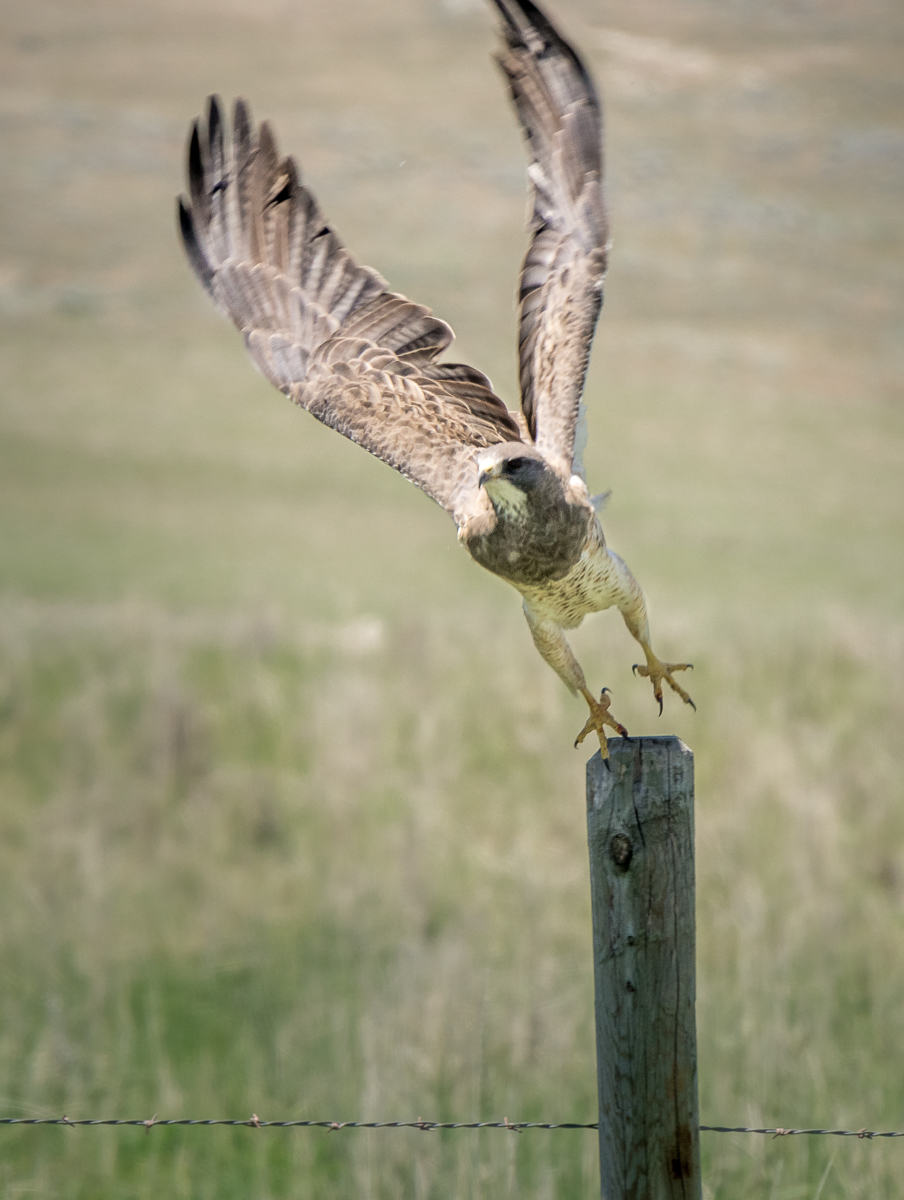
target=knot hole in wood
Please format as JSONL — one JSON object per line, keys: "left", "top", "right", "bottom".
{"left": 609, "top": 832, "right": 633, "bottom": 870}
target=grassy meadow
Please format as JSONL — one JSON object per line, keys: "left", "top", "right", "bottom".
{"left": 1, "top": 0, "right": 903, "bottom": 1195}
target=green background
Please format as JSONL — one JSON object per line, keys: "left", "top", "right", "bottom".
{"left": 1, "top": 0, "right": 902, "bottom": 1195}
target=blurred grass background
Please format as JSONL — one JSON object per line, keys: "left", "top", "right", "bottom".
{"left": 1, "top": 0, "right": 903, "bottom": 1196}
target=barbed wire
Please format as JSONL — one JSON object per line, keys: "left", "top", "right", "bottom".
{"left": 1, "top": 1116, "right": 902, "bottom": 1138}
{"left": 699, "top": 1126, "right": 904, "bottom": 1140}
{"left": 0, "top": 1117, "right": 587, "bottom": 1133}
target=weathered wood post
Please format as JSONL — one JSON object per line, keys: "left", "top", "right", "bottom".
{"left": 586, "top": 736, "right": 701, "bottom": 1200}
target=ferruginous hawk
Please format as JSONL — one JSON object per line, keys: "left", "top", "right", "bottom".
{"left": 177, "top": 0, "right": 694, "bottom": 759}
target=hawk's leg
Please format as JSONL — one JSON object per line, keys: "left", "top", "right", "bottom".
{"left": 608, "top": 551, "right": 696, "bottom": 715}
{"left": 522, "top": 603, "right": 628, "bottom": 759}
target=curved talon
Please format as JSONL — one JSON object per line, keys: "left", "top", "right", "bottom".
{"left": 575, "top": 687, "right": 628, "bottom": 757}
{"left": 633, "top": 656, "right": 695, "bottom": 714}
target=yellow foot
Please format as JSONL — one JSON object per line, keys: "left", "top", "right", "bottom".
{"left": 575, "top": 687, "right": 629, "bottom": 760}
{"left": 632, "top": 658, "right": 695, "bottom": 715}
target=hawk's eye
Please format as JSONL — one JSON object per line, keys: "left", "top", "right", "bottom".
{"left": 506, "top": 457, "right": 528, "bottom": 472}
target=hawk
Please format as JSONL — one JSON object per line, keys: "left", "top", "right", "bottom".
{"left": 177, "top": 0, "right": 694, "bottom": 759}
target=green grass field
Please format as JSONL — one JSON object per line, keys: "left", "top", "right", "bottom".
{"left": 1, "top": 0, "right": 903, "bottom": 1196}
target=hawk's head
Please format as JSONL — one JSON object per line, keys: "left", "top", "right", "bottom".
{"left": 476, "top": 444, "right": 562, "bottom": 521}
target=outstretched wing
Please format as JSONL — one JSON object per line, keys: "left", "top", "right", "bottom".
{"left": 178, "top": 97, "right": 522, "bottom": 523}
{"left": 492, "top": 0, "right": 608, "bottom": 481}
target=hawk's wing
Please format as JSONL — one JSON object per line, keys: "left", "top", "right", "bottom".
{"left": 178, "top": 97, "right": 523, "bottom": 525}
{"left": 493, "top": 0, "right": 608, "bottom": 482}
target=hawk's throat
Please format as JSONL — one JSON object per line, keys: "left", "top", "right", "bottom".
{"left": 483, "top": 475, "right": 530, "bottom": 520}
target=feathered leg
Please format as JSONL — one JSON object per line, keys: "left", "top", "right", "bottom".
{"left": 522, "top": 603, "right": 628, "bottom": 759}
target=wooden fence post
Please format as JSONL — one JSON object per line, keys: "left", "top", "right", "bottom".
{"left": 586, "top": 736, "right": 701, "bottom": 1200}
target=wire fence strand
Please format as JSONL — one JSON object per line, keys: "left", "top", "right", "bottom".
{"left": 2, "top": 1117, "right": 903, "bottom": 1138}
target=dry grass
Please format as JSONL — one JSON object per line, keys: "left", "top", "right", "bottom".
{"left": 0, "top": 0, "right": 902, "bottom": 1196}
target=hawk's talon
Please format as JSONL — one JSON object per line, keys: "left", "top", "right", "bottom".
{"left": 575, "top": 687, "right": 628, "bottom": 758}
{"left": 633, "top": 658, "right": 695, "bottom": 713}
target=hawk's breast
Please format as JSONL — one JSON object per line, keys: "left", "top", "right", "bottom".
{"left": 516, "top": 526, "right": 623, "bottom": 630}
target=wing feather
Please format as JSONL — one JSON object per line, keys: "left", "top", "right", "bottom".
{"left": 178, "top": 97, "right": 523, "bottom": 522}
{"left": 492, "top": 0, "right": 608, "bottom": 480}
{"left": 205, "top": 97, "right": 230, "bottom": 265}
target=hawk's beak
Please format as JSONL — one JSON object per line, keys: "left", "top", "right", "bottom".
{"left": 477, "top": 458, "right": 502, "bottom": 490}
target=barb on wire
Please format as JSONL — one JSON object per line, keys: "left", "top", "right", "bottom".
{"left": 2, "top": 1117, "right": 903, "bottom": 1138}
